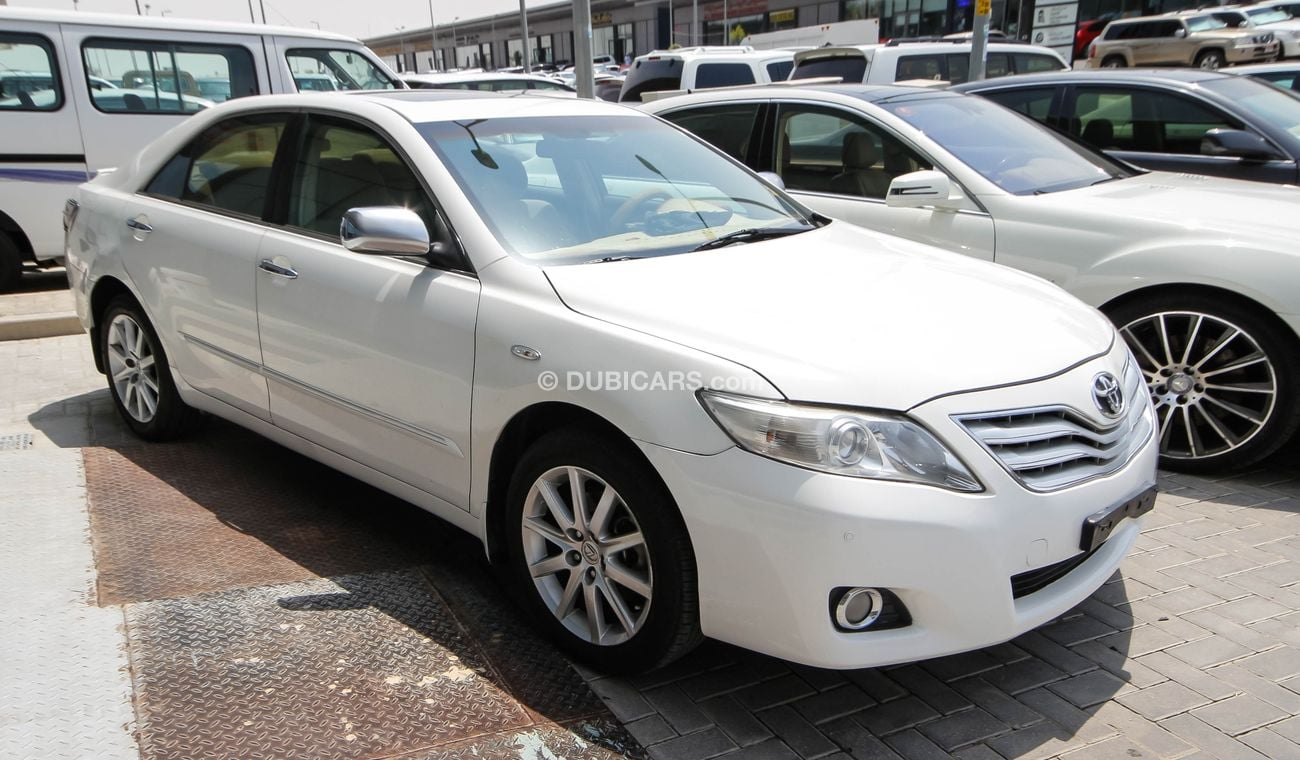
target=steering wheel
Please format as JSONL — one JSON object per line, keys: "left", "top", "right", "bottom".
{"left": 611, "top": 189, "right": 673, "bottom": 229}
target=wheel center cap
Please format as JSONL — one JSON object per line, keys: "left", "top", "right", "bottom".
{"left": 1169, "top": 373, "right": 1194, "bottom": 394}
{"left": 125, "top": 357, "right": 137, "bottom": 369}
{"left": 581, "top": 541, "right": 600, "bottom": 565}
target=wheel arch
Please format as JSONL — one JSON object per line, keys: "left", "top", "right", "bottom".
{"left": 482, "top": 401, "right": 692, "bottom": 565}
{"left": 87, "top": 276, "right": 141, "bottom": 374}
{"left": 1099, "top": 282, "right": 1300, "bottom": 347}
{"left": 0, "top": 208, "right": 35, "bottom": 263}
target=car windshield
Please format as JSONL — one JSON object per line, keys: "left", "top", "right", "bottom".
{"left": 1186, "top": 14, "right": 1229, "bottom": 32}
{"left": 1202, "top": 75, "right": 1300, "bottom": 144}
{"left": 1246, "top": 8, "right": 1292, "bottom": 24}
{"left": 419, "top": 115, "right": 820, "bottom": 264}
{"left": 879, "top": 94, "right": 1129, "bottom": 194}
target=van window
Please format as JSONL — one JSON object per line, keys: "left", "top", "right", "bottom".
{"left": 695, "top": 63, "right": 757, "bottom": 89}
{"left": 896, "top": 55, "right": 945, "bottom": 81}
{"left": 790, "top": 55, "right": 867, "bottom": 82}
{"left": 286, "top": 49, "right": 397, "bottom": 92}
{"left": 619, "top": 58, "right": 684, "bottom": 102}
{"left": 766, "top": 60, "right": 794, "bottom": 81}
{"left": 0, "top": 33, "right": 62, "bottom": 111}
{"left": 81, "top": 39, "right": 258, "bottom": 114}
{"left": 1015, "top": 53, "right": 1063, "bottom": 73}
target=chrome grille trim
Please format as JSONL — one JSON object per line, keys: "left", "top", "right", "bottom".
{"left": 954, "top": 360, "right": 1153, "bottom": 492}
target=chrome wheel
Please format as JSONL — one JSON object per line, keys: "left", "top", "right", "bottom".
{"left": 1120, "top": 311, "right": 1276, "bottom": 461}
{"left": 106, "top": 313, "right": 160, "bottom": 424}
{"left": 521, "top": 465, "right": 653, "bottom": 646}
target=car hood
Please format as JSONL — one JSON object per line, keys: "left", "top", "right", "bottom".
{"left": 543, "top": 223, "right": 1114, "bottom": 410}
{"left": 1029, "top": 171, "right": 1300, "bottom": 240}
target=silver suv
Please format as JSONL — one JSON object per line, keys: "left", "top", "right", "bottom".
{"left": 1088, "top": 12, "right": 1278, "bottom": 69}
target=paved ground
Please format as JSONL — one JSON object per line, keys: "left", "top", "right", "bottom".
{"left": 0, "top": 271, "right": 73, "bottom": 318}
{"left": 3, "top": 333, "right": 1299, "bottom": 759}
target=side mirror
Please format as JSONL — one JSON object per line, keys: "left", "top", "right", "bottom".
{"left": 885, "top": 170, "right": 962, "bottom": 210}
{"left": 1201, "top": 128, "right": 1283, "bottom": 161}
{"left": 1174, "top": 28, "right": 1187, "bottom": 37}
{"left": 340, "top": 207, "right": 431, "bottom": 255}
{"left": 756, "top": 171, "right": 786, "bottom": 190}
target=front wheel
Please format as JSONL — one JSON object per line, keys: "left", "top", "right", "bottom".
{"left": 506, "top": 429, "right": 701, "bottom": 673}
{"left": 1196, "top": 49, "right": 1226, "bottom": 70}
{"left": 1101, "top": 55, "right": 1127, "bottom": 68}
{"left": 101, "top": 296, "right": 202, "bottom": 440}
{"left": 1108, "top": 294, "right": 1300, "bottom": 473}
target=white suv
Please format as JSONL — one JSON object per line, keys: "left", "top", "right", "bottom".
{"left": 790, "top": 41, "right": 1067, "bottom": 85}
{"left": 618, "top": 46, "right": 795, "bottom": 102}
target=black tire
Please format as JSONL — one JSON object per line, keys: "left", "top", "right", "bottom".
{"left": 1195, "top": 49, "right": 1226, "bottom": 70}
{"left": 505, "top": 428, "right": 701, "bottom": 673}
{"left": 1101, "top": 55, "right": 1127, "bottom": 68}
{"left": 100, "top": 295, "right": 202, "bottom": 441}
{"left": 1107, "top": 292, "right": 1300, "bottom": 473}
{"left": 0, "top": 234, "right": 21, "bottom": 293}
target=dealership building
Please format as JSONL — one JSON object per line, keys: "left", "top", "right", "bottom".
{"left": 364, "top": 0, "right": 1219, "bottom": 72}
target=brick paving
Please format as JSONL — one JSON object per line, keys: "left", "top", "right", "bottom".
{"left": 3, "top": 334, "right": 1300, "bottom": 759}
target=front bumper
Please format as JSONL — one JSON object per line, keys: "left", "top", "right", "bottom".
{"left": 1227, "top": 41, "right": 1281, "bottom": 63}
{"left": 642, "top": 344, "right": 1158, "bottom": 669}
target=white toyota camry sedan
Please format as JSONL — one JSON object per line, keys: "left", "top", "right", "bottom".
{"left": 642, "top": 85, "right": 1300, "bottom": 474}
{"left": 65, "top": 91, "right": 1157, "bottom": 672}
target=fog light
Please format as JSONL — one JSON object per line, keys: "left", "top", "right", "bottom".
{"left": 834, "top": 587, "right": 884, "bottom": 630}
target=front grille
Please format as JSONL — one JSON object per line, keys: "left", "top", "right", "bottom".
{"left": 955, "top": 360, "right": 1152, "bottom": 492}
{"left": 1011, "top": 545, "right": 1100, "bottom": 599}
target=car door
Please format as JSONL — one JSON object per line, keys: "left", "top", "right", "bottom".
{"left": 119, "top": 111, "right": 289, "bottom": 420}
{"left": 255, "top": 112, "right": 479, "bottom": 511}
{"left": 1065, "top": 84, "right": 1296, "bottom": 181}
{"left": 767, "top": 101, "right": 995, "bottom": 261}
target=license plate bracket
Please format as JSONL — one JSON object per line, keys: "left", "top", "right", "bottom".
{"left": 1080, "top": 487, "right": 1157, "bottom": 553}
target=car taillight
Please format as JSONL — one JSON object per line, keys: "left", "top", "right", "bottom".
{"left": 1089, "top": 43, "right": 1097, "bottom": 58}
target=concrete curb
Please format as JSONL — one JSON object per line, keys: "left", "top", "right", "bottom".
{"left": 0, "top": 312, "right": 84, "bottom": 342}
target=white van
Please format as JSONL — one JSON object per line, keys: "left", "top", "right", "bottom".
{"left": 789, "top": 41, "right": 1067, "bottom": 86}
{"left": 0, "top": 7, "right": 402, "bottom": 291}
{"left": 618, "top": 47, "right": 796, "bottom": 102}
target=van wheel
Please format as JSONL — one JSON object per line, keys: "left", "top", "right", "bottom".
{"left": 101, "top": 296, "right": 202, "bottom": 441}
{"left": 0, "top": 234, "right": 21, "bottom": 293}
{"left": 1108, "top": 293, "right": 1300, "bottom": 473}
{"left": 505, "top": 428, "right": 701, "bottom": 673}
{"left": 1196, "top": 50, "right": 1226, "bottom": 70}
{"left": 1101, "top": 55, "right": 1127, "bottom": 68}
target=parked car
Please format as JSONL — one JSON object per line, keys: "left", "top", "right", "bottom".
{"left": 403, "top": 72, "right": 576, "bottom": 94}
{"left": 789, "top": 41, "right": 1066, "bottom": 86}
{"left": 618, "top": 47, "right": 795, "bottom": 103}
{"left": 66, "top": 90, "right": 1157, "bottom": 672}
{"left": 1186, "top": 7, "right": 1300, "bottom": 59}
{"left": 1253, "top": 0, "right": 1300, "bottom": 21}
{"left": 0, "top": 5, "right": 401, "bottom": 292}
{"left": 1227, "top": 60, "right": 1300, "bottom": 89}
{"left": 1086, "top": 12, "right": 1278, "bottom": 69}
{"left": 1076, "top": 17, "right": 1116, "bottom": 61}
{"left": 956, "top": 69, "right": 1300, "bottom": 184}
{"left": 644, "top": 84, "right": 1300, "bottom": 471}
{"left": 593, "top": 73, "right": 625, "bottom": 102}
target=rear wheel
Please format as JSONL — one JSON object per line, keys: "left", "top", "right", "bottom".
{"left": 1108, "top": 293, "right": 1300, "bottom": 473}
{"left": 506, "top": 428, "right": 701, "bottom": 673}
{"left": 1101, "top": 55, "right": 1127, "bottom": 68}
{"left": 101, "top": 296, "right": 202, "bottom": 440}
{"left": 1195, "top": 49, "right": 1226, "bottom": 70}
{"left": 0, "top": 234, "right": 21, "bottom": 293}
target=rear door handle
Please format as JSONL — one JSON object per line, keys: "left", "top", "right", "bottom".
{"left": 125, "top": 218, "right": 152, "bottom": 232}
{"left": 258, "top": 258, "right": 298, "bottom": 279}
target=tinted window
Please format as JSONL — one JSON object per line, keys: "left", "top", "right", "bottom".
{"left": 1071, "top": 87, "right": 1239, "bottom": 154}
{"left": 766, "top": 60, "right": 794, "bottom": 81}
{"left": 790, "top": 56, "right": 868, "bottom": 82}
{"left": 529, "top": 79, "right": 574, "bottom": 91}
{"left": 1185, "top": 15, "right": 1228, "bottom": 32}
{"left": 287, "top": 118, "right": 436, "bottom": 237}
{"left": 1015, "top": 53, "right": 1063, "bottom": 73}
{"left": 0, "top": 33, "right": 62, "bottom": 111}
{"left": 694, "top": 63, "right": 756, "bottom": 89}
{"left": 661, "top": 103, "right": 761, "bottom": 161}
{"left": 82, "top": 39, "right": 256, "bottom": 114}
{"left": 896, "top": 54, "right": 945, "bottom": 81}
{"left": 146, "top": 113, "right": 287, "bottom": 217}
{"left": 1254, "top": 71, "right": 1300, "bottom": 91}
{"left": 774, "top": 104, "right": 932, "bottom": 199}
{"left": 986, "top": 53, "right": 1010, "bottom": 79}
{"left": 620, "top": 58, "right": 683, "bottom": 102}
{"left": 1202, "top": 75, "right": 1300, "bottom": 145}
{"left": 286, "top": 49, "right": 396, "bottom": 92}
{"left": 1103, "top": 22, "right": 1132, "bottom": 39}
{"left": 947, "top": 55, "right": 969, "bottom": 84}
{"left": 981, "top": 86, "right": 1056, "bottom": 121}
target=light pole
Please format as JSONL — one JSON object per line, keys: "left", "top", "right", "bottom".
{"left": 490, "top": 15, "right": 496, "bottom": 70}
{"left": 520, "top": 0, "right": 532, "bottom": 72}
{"left": 573, "top": 0, "right": 594, "bottom": 97}
{"left": 427, "top": 0, "right": 438, "bottom": 72}
{"left": 452, "top": 16, "right": 459, "bottom": 68}
{"left": 396, "top": 25, "right": 407, "bottom": 73}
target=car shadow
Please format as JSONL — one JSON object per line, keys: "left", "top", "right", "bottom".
{"left": 11, "top": 267, "right": 69, "bottom": 293}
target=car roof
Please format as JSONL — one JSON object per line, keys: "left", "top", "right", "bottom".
{"left": 635, "top": 46, "right": 794, "bottom": 61}
{"left": 216, "top": 90, "right": 649, "bottom": 123}
{"left": 1227, "top": 61, "right": 1300, "bottom": 73}
{"left": 798, "top": 41, "right": 1059, "bottom": 56}
{"left": 952, "top": 68, "right": 1232, "bottom": 90}
{"left": 641, "top": 82, "right": 960, "bottom": 109}
{"left": 403, "top": 72, "right": 560, "bottom": 84}
{"left": 0, "top": 6, "right": 360, "bottom": 42}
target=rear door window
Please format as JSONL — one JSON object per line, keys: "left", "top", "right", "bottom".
{"left": 82, "top": 39, "right": 257, "bottom": 114}
{"left": 660, "top": 102, "right": 762, "bottom": 162}
{"left": 0, "top": 32, "right": 62, "bottom": 111}
{"left": 694, "top": 63, "right": 756, "bottom": 89}
{"left": 145, "top": 112, "right": 289, "bottom": 219}
{"left": 1015, "top": 53, "right": 1062, "bottom": 73}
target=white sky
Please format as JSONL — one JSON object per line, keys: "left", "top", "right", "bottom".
{"left": 10, "top": 0, "right": 540, "bottom": 40}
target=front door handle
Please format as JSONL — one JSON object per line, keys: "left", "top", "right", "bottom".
{"left": 125, "top": 218, "right": 152, "bottom": 233}
{"left": 258, "top": 258, "right": 298, "bottom": 279}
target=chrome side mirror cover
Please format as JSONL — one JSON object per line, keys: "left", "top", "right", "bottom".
{"left": 884, "top": 170, "right": 962, "bottom": 210}
{"left": 340, "top": 207, "right": 431, "bottom": 255}
{"left": 756, "top": 171, "right": 786, "bottom": 190}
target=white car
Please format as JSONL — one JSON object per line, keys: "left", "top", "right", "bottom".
{"left": 66, "top": 91, "right": 1156, "bottom": 672}
{"left": 1227, "top": 60, "right": 1300, "bottom": 89}
{"left": 644, "top": 84, "right": 1300, "bottom": 472}
{"left": 788, "top": 42, "right": 1067, "bottom": 86}
{"left": 619, "top": 46, "right": 796, "bottom": 103}
{"left": 1239, "top": 4, "right": 1300, "bottom": 56}
{"left": 403, "top": 72, "right": 576, "bottom": 95}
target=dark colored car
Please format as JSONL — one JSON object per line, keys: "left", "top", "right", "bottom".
{"left": 954, "top": 69, "right": 1300, "bottom": 184}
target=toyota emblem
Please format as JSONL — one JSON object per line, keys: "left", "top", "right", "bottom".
{"left": 1092, "top": 372, "right": 1124, "bottom": 418}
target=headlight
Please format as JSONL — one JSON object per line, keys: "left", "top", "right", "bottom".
{"left": 698, "top": 391, "right": 982, "bottom": 492}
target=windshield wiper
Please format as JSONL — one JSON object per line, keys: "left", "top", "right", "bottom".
{"left": 691, "top": 227, "right": 809, "bottom": 252}
{"left": 584, "top": 255, "right": 643, "bottom": 264}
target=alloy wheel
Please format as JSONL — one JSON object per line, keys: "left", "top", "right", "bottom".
{"left": 106, "top": 313, "right": 160, "bottom": 424}
{"left": 520, "top": 465, "right": 653, "bottom": 646}
{"left": 1120, "top": 311, "right": 1276, "bottom": 461}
